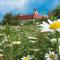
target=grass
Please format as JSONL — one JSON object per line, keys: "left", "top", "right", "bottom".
{"left": 0, "top": 24, "right": 60, "bottom": 60}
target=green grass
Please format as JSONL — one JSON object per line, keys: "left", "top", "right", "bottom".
{"left": 0, "top": 25, "right": 60, "bottom": 60}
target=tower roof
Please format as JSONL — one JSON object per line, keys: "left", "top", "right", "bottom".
{"left": 34, "top": 8, "right": 37, "bottom": 11}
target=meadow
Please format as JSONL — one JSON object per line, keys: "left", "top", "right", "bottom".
{"left": 0, "top": 23, "right": 60, "bottom": 60}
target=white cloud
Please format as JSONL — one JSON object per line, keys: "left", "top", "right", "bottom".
{"left": 0, "top": 0, "right": 29, "bottom": 11}
{"left": 0, "top": 0, "right": 46, "bottom": 10}
{"left": 0, "top": 0, "right": 60, "bottom": 15}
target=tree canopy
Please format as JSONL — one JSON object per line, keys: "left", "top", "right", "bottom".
{"left": 49, "top": 5, "right": 60, "bottom": 19}
{"left": 2, "top": 13, "right": 16, "bottom": 25}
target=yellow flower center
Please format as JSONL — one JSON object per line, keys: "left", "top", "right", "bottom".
{"left": 49, "top": 54, "right": 55, "bottom": 59}
{"left": 50, "top": 21, "right": 60, "bottom": 30}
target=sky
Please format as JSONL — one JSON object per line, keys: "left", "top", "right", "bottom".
{"left": 0, "top": 0, "right": 60, "bottom": 21}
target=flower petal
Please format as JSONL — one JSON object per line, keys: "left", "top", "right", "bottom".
{"left": 42, "top": 21, "right": 49, "bottom": 25}
{"left": 48, "top": 19, "right": 53, "bottom": 24}
{"left": 57, "top": 19, "right": 60, "bottom": 22}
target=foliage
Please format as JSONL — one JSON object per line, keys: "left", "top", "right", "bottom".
{"left": 50, "top": 15, "right": 57, "bottom": 21}
{"left": 49, "top": 5, "right": 60, "bottom": 19}
{"left": 2, "top": 13, "right": 16, "bottom": 25}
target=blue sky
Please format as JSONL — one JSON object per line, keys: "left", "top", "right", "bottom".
{"left": 0, "top": 0, "right": 60, "bottom": 21}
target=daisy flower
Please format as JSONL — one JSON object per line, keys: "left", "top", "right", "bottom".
{"left": 28, "top": 36, "right": 37, "bottom": 40}
{"left": 29, "top": 48, "right": 39, "bottom": 51}
{"left": 12, "top": 41, "right": 21, "bottom": 45}
{"left": 45, "top": 51, "right": 57, "bottom": 60}
{"left": 40, "top": 19, "right": 60, "bottom": 32}
{"left": 59, "top": 46, "right": 60, "bottom": 54}
{"left": 50, "top": 38, "right": 57, "bottom": 42}
{"left": 0, "top": 54, "right": 3, "bottom": 56}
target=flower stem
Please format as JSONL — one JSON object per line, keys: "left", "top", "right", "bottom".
{"left": 56, "top": 31, "right": 59, "bottom": 60}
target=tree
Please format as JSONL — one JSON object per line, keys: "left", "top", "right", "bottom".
{"left": 49, "top": 5, "right": 60, "bottom": 19}
{"left": 2, "top": 13, "right": 16, "bottom": 25}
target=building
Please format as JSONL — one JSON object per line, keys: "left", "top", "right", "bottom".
{"left": 15, "top": 9, "right": 44, "bottom": 20}
{"left": 15, "top": 9, "right": 48, "bottom": 25}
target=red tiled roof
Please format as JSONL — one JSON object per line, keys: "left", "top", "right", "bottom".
{"left": 16, "top": 14, "right": 34, "bottom": 20}
{"left": 15, "top": 13, "right": 43, "bottom": 20}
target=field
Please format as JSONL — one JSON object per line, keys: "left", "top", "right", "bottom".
{"left": 0, "top": 24, "right": 60, "bottom": 60}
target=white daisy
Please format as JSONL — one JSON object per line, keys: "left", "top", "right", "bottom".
{"left": 29, "top": 49, "right": 39, "bottom": 51}
{"left": 12, "top": 41, "right": 21, "bottom": 45}
{"left": 28, "top": 36, "right": 37, "bottom": 40}
{"left": 0, "top": 54, "right": 3, "bottom": 56}
{"left": 40, "top": 19, "right": 60, "bottom": 32}
{"left": 45, "top": 51, "right": 57, "bottom": 60}
{"left": 0, "top": 49, "right": 3, "bottom": 52}
{"left": 59, "top": 46, "right": 60, "bottom": 54}
{"left": 29, "top": 40, "right": 35, "bottom": 43}
{"left": 50, "top": 38, "right": 57, "bottom": 42}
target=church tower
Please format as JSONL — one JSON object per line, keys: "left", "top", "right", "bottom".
{"left": 34, "top": 9, "right": 39, "bottom": 15}
{"left": 33, "top": 9, "right": 39, "bottom": 19}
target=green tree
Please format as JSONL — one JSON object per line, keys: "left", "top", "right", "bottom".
{"left": 3, "top": 13, "right": 16, "bottom": 25}
{"left": 49, "top": 5, "right": 60, "bottom": 19}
